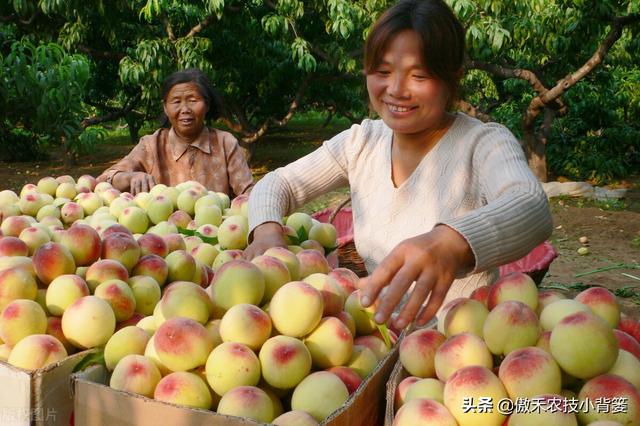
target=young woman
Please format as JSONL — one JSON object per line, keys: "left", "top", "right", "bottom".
{"left": 97, "top": 68, "right": 253, "bottom": 197}
{"left": 244, "top": 0, "right": 552, "bottom": 330}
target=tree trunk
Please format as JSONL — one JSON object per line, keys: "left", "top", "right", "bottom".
{"left": 61, "top": 136, "right": 77, "bottom": 166}
{"left": 126, "top": 115, "right": 140, "bottom": 143}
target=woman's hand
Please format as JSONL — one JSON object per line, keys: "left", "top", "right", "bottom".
{"left": 243, "top": 222, "right": 288, "bottom": 260}
{"left": 358, "top": 225, "right": 475, "bottom": 330}
{"left": 128, "top": 172, "right": 157, "bottom": 195}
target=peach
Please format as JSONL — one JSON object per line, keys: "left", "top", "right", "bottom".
{"left": 577, "top": 374, "right": 640, "bottom": 425}
{"left": 0, "top": 343, "right": 10, "bottom": 361}
{"left": 136, "top": 232, "right": 169, "bottom": 257}
{"left": 0, "top": 267, "right": 37, "bottom": 311}
{"left": 128, "top": 276, "right": 161, "bottom": 316}
{"left": 85, "top": 259, "right": 129, "bottom": 292}
{"left": 60, "top": 201, "right": 85, "bottom": 224}
{"left": 115, "top": 312, "right": 145, "bottom": 331}
{"left": 618, "top": 314, "right": 640, "bottom": 343}
{"left": 399, "top": 327, "right": 446, "bottom": 378}
{"left": 219, "top": 303, "right": 272, "bottom": 351}
{"left": 164, "top": 249, "right": 196, "bottom": 282}
{"left": 269, "top": 281, "right": 323, "bottom": 337}
{"left": 176, "top": 189, "right": 201, "bottom": 215}
{"left": 211, "top": 248, "right": 243, "bottom": 270}
{"left": 208, "top": 259, "right": 265, "bottom": 311}
{"left": 76, "top": 192, "right": 103, "bottom": 215}
{"left": 434, "top": 332, "right": 493, "bottom": 382}
{"left": 259, "top": 335, "right": 312, "bottom": 389}
{"left": 328, "top": 268, "right": 359, "bottom": 295}
{"left": 109, "top": 354, "right": 161, "bottom": 397}
{"left": 109, "top": 196, "right": 135, "bottom": 218}
{"left": 77, "top": 175, "right": 97, "bottom": 191}
{"left": 0, "top": 299, "right": 47, "bottom": 346}
{"left": 395, "top": 376, "right": 420, "bottom": 409}
{"left": 304, "top": 316, "right": 353, "bottom": 368}
{"left": 36, "top": 204, "right": 61, "bottom": 222}
{"left": 61, "top": 296, "right": 116, "bottom": 348}
{"left": 394, "top": 399, "right": 457, "bottom": 426}
{"left": 45, "top": 274, "right": 90, "bottom": 316}
{"left": 469, "top": 285, "right": 490, "bottom": 307}
{"left": 550, "top": 311, "right": 618, "bottom": 379}
{"left": 0, "top": 255, "right": 35, "bottom": 277}
{"left": 303, "top": 273, "right": 346, "bottom": 317}
{"left": 7, "top": 334, "right": 67, "bottom": 370}
{"left": 217, "top": 386, "right": 274, "bottom": 423}
{"left": 104, "top": 326, "right": 151, "bottom": 371}
{"left": 154, "top": 317, "right": 214, "bottom": 372}
{"left": 482, "top": 300, "right": 540, "bottom": 356}
{"left": 101, "top": 223, "right": 133, "bottom": 239}
{"left": 18, "top": 191, "right": 46, "bottom": 216}
{"left": 346, "top": 344, "right": 378, "bottom": 378}
{"left": 264, "top": 246, "right": 301, "bottom": 280}
{"left": 443, "top": 365, "right": 508, "bottom": 426}
{"left": 59, "top": 224, "right": 102, "bottom": 266}
{"left": 300, "top": 239, "right": 325, "bottom": 254}
{"left": 159, "top": 281, "right": 212, "bottom": 324}
{"left": 32, "top": 242, "right": 76, "bottom": 286}
{"left": 136, "top": 315, "right": 158, "bottom": 335}
{"left": 131, "top": 254, "right": 168, "bottom": 287}
{"left": 190, "top": 242, "right": 219, "bottom": 267}
{"left": 508, "top": 393, "right": 579, "bottom": 426}
{"left": 204, "top": 319, "right": 223, "bottom": 349}
{"left": 354, "top": 335, "right": 389, "bottom": 361}
{"left": 167, "top": 210, "right": 192, "bottom": 228}
{"left": 0, "top": 189, "right": 19, "bottom": 205}
{"left": 308, "top": 222, "right": 338, "bottom": 250}
{"left": 327, "top": 366, "right": 362, "bottom": 395}
{"left": 182, "top": 234, "right": 203, "bottom": 252}
{"left": 37, "top": 176, "right": 59, "bottom": 196}
{"left": 101, "top": 233, "right": 141, "bottom": 272}
{"left": 443, "top": 298, "right": 489, "bottom": 337}
{"left": 216, "top": 215, "right": 248, "bottom": 250}
{"left": 608, "top": 349, "right": 640, "bottom": 388}
{"left": 296, "top": 249, "right": 330, "bottom": 279}
{"left": 94, "top": 279, "right": 136, "bottom": 322}
{"left": 205, "top": 342, "right": 261, "bottom": 396}
{"left": 18, "top": 226, "right": 50, "bottom": 254}
{"left": 273, "top": 410, "right": 319, "bottom": 426}
{"left": 536, "top": 289, "right": 566, "bottom": 316}
{"left": 145, "top": 195, "right": 173, "bottom": 225}
{"left": 613, "top": 329, "right": 640, "bottom": 360}
{"left": 344, "top": 290, "right": 377, "bottom": 336}
{"left": 286, "top": 212, "right": 313, "bottom": 235}
{"left": 118, "top": 206, "right": 149, "bottom": 234}
{"left": 0, "top": 236, "right": 29, "bottom": 257}
{"left": 291, "top": 371, "right": 349, "bottom": 422}
{"left": 498, "top": 346, "right": 561, "bottom": 399}
{"left": 404, "top": 378, "right": 445, "bottom": 405}
{"left": 46, "top": 316, "right": 75, "bottom": 353}
{"left": 1, "top": 215, "right": 32, "bottom": 237}
{"left": 335, "top": 310, "right": 356, "bottom": 337}
{"left": 487, "top": 272, "right": 538, "bottom": 311}
{"left": 574, "top": 286, "right": 620, "bottom": 328}
{"left": 539, "top": 299, "right": 592, "bottom": 331}
{"left": 143, "top": 335, "right": 171, "bottom": 375}
{"left": 251, "top": 254, "right": 291, "bottom": 303}
{"left": 154, "top": 371, "right": 212, "bottom": 409}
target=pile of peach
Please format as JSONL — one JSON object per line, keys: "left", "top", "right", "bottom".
{"left": 392, "top": 272, "right": 640, "bottom": 426}
{"left": 0, "top": 175, "right": 396, "bottom": 425}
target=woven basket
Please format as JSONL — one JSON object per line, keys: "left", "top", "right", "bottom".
{"left": 324, "top": 197, "right": 368, "bottom": 277}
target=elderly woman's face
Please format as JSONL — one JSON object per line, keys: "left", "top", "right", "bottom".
{"left": 163, "top": 82, "right": 208, "bottom": 139}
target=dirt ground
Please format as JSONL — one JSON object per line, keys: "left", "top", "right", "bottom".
{"left": 2, "top": 143, "right": 639, "bottom": 316}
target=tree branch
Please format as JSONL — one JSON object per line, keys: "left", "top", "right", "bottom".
{"left": 456, "top": 100, "right": 491, "bottom": 122}
{"left": 186, "top": 14, "right": 216, "bottom": 38}
{"left": 81, "top": 93, "right": 142, "bottom": 127}
{"left": 162, "top": 12, "right": 176, "bottom": 42}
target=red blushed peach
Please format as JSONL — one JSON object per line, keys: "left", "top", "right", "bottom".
{"left": 393, "top": 399, "right": 457, "bottom": 426}
{"left": 219, "top": 304, "right": 272, "bottom": 351}
{"left": 399, "top": 328, "right": 447, "bottom": 378}
{"left": 259, "top": 335, "right": 312, "bottom": 390}
{"left": 434, "top": 332, "right": 494, "bottom": 382}
{"left": 154, "top": 317, "right": 214, "bottom": 372}
{"left": 251, "top": 254, "right": 291, "bottom": 303}
{"left": 168, "top": 210, "right": 192, "bottom": 229}
{"left": 327, "top": 366, "right": 362, "bottom": 395}
{"left": 45, "top": 274, "right": 90, "bottom": 316}
{"left": 46, "top": 316, "right": 75, "bottom": 354}
{"left": 162, "top": 232, "right": 186, "bottom": 253}
{"left": 0, "top": 299, "right": 47, "bottom": 346}
{"left": 574, "top": 286, "right": 620, "bottom": 328}
{"left": 61, "top": 295, "right": 115, "bottom": 349}
{"left": 7, "top": 334, "right": 67, "bottom": 370}
{"left": 436, "top": 298, "right": 467, "bottom": 334}
{"left": 296, "top": 249, "right": 330, "bottom": 279}
{"left": 618, "top": 314, "right": 640, "bottom": 343}
{"left": 608, "top": 349, "right": 640, "bottom": 389}
{"left": 263, "top": 246, "right": 301, "bottom": 280}
{"left": 443, "top": 365, "right": 508, "bottom": 426}
{"left": 577, "top": 374, "right": 640, "bottom": 425}
{"left": 85, "top": 259, "right": 130, "bottom": 293}
{"left": 101, "top": 234, "right": 141, "bottom": 272}
{"left": 443, "top": 298, "right": 489, "bottom": 338}
{"left": 539, "top": 299, "right": 592, "bottom": 332}
{"left": 328, "top": 268, "right": 359, "bottom": 295}
{"left": 77, "top": 175, "right": 97, "bottom": 191}
{"left": 469, "top": 285, "right": 491, "bottom": 307}
{"left": 498, "top": 346, "right": 562, "bottom": 399}
{"left": 334, "top": 310, "right": 356, "bottom": 337}
{"left": 110, "top": 354, "right": 161, "bottom": 398}
{"left": 354, "top": 335, "right": 390, "bottom": 361}
{"left": 550, "top": 311, "right": 618, "bottom": 379}
{"left": 482, "top": 300, "right": 541, "bottom": 356}
{"left": 303, "top": 273, "right": 346, "bottom": 317}
{"left": 115, "top": 312, "right": 146, "bottom": 331}
{"left": 154, "top": 371, "right": 212, "bottom": 409}
{"left": 346, "top": 344, "right": 378, "bottom": 379}
{"left": 131, "top": 254, "right": 168, "bottom": 288}
{"left": 217, "top": 386, "right": 274, "bottom": 423}
{"left": 0, "top": 266, "right": 38, "bottom": 311}
{"left": 304, "top": 316, "right": 353, "bottom": 368}
{"left": 0, "top": 236, "right": 29, "bottom": 257}
{"left": 136, "top": 233, "right": 169, "bottom": 258}
{"left": 59, "top": 224, "right": 102, "bottom": 266}
{"left": 1, "top": 215, "right": 33, "bottom": 237}
{"left": 487, "top": 272, "right": 538, "bottom": 311}
{"left": 395, "top": 376, "right": 420, "bottom": 410}
{"left": 205, "top": 341, "right": 261, "bottom": 396}
{"left": 272, "top": 410, "right": 319, "bottom": 426}
{"left": 536, "top": 289, "right": 566, "bottom": 316}
{"left": 32, "top": 242, "right": 76, "bottom": 286}
{"left": 94, "top": 279, "right": 137, "bottom": 322}
{"left": 613, "top": 329, "right": 640, "bottom": 361}
{"left": 159, "top": 281, "right": 213, "bottom": 325}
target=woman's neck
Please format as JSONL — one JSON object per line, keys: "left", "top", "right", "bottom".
{"left": 392, "top": 112, "right": 454, "bottom": 155}
{"left": 172, "top": 126, "right": 205, "bottom": 145}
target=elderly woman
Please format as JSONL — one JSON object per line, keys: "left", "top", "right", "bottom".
{"left": 97, "top": 68, "right": 253, "bottom": 196}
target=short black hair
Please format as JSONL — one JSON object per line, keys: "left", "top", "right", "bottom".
{"left": 160, "top": 68, "right": 224, "bottom": 126}
{"left": 364, "top": 0, "right": 466, "bottom": 109}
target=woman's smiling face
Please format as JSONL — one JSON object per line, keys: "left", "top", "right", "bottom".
{"left": 163, "top": 82, "right": 208, "bottom": 139}
{"left": 366, "top": 29, "right": 450, "bottom": 139}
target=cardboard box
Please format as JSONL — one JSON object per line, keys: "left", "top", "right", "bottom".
{"left": 0, "top": 350, "right": 95, "bottom": 426}
{"left": 73, "top": 344, "right": 399, "bottom": 426}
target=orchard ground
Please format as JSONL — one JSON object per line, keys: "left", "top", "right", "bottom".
{"left": 2, "top": 117, "right": 639, "bottom": 316}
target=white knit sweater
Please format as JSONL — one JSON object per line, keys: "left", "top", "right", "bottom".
{"left": 248, "top": 113, "right": 553, "bottom": 304}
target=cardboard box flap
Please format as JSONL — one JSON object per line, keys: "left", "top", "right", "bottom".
{"left": 0, "top": 363, "right": 33, "bottom": 426}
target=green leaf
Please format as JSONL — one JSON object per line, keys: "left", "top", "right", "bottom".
{"left": 177, "top": 227, "right": 218, "bottom": 245}
{"left": 72, "top": 350, "right": 105, "bottom": 373}
{"left": 363, "top": 309, "right": 391, "bottom": 349}
{"left": 295, "top": 226, "right": 309, "bottom": 243}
